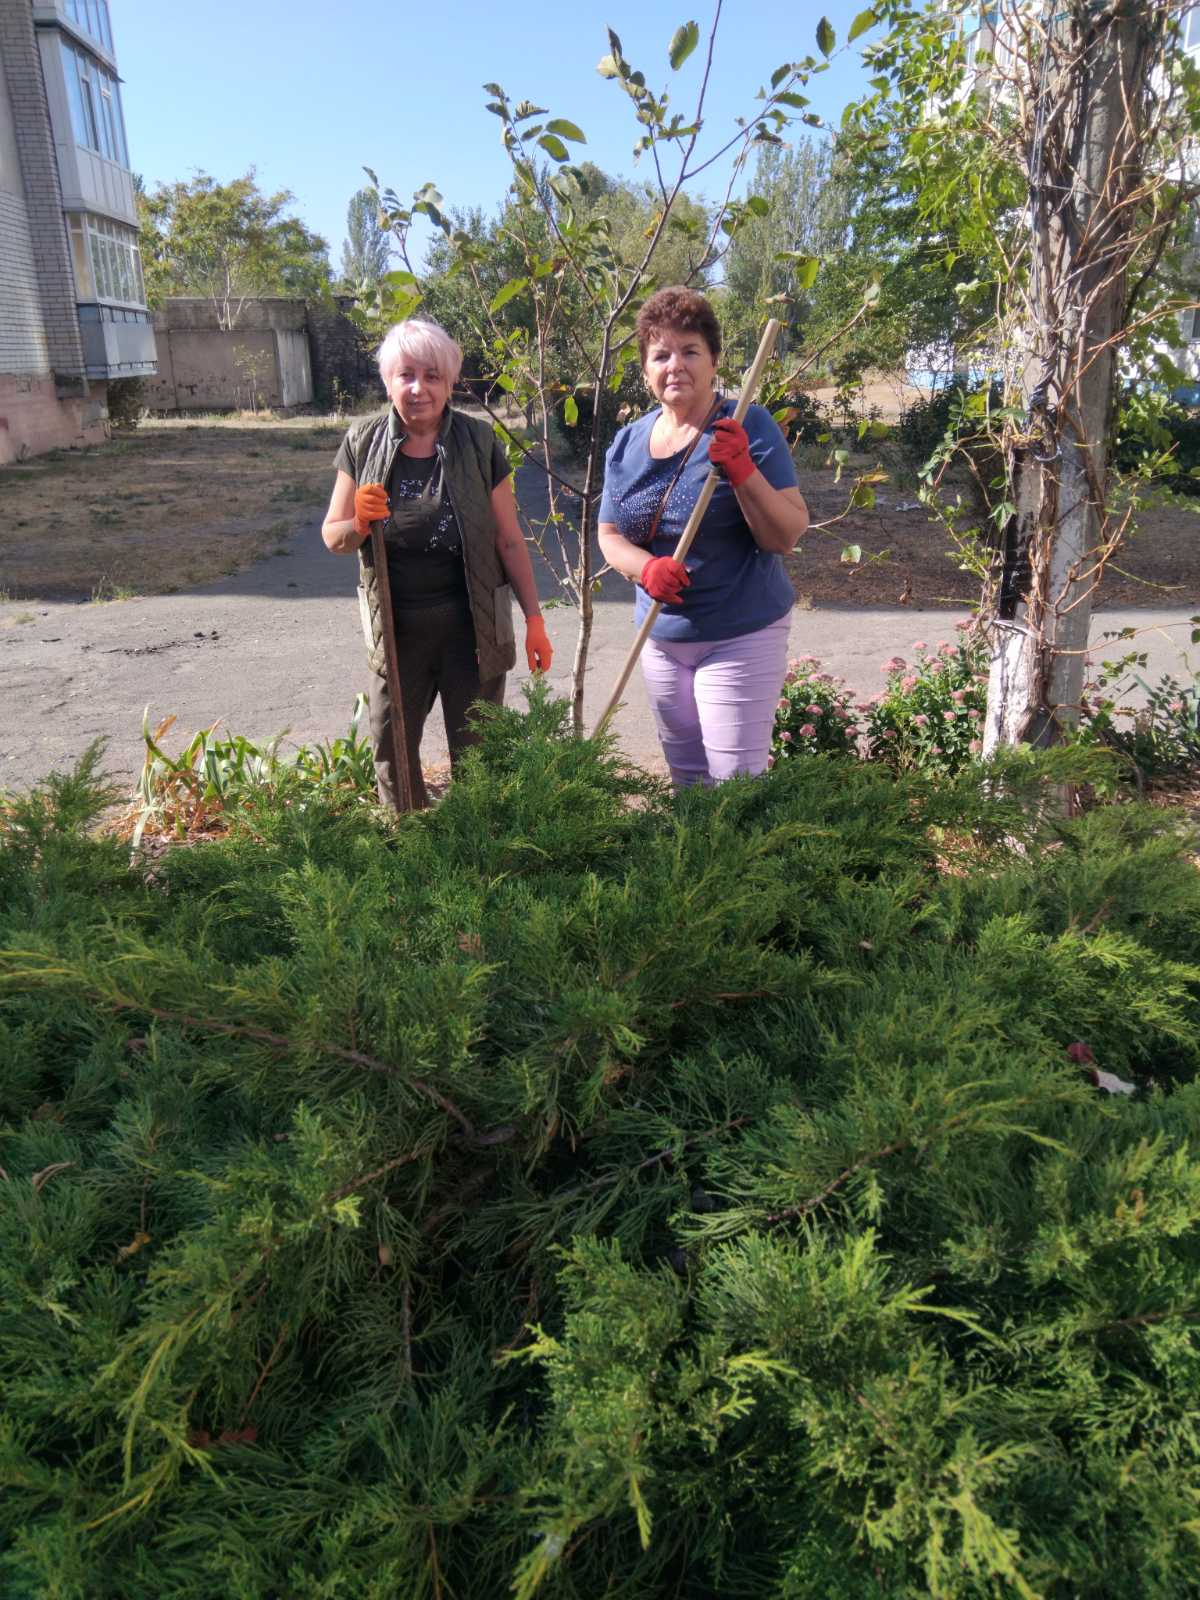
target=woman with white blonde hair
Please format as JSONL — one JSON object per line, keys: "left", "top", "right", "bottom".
{"left": 322, "top": 318, "right": 551, "bottom": 808}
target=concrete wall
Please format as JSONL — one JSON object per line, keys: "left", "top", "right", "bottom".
{"left": 142, "top": 298, "right": 315, "bottom": 412}
{"left": 306, "top": 294, "right": 375, "bottom": 406}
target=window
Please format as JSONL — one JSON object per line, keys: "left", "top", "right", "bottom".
{"left": 67, "top": 216, "right": 93, "bottom": 297}
{"left": 80, "top": 215, "right": 146, "bottom": 307}
{"left": 63, "top": 42, "right": 128, "bottom": 166}
{"left": 1187, "top": 7, "right": 1200, "bottom": 51}
{"left": 65, "top": 0, "right": 114, "bottom": 53}
{"left": 1187, "top": 307, "right": 1200, "bottom": 343}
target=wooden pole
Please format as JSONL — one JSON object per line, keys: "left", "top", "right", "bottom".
{"left": 369, "top": 522, "right": 416, "bottom": 812}
{"left": 593, "top": 318, "right": 783, "bottom": 740}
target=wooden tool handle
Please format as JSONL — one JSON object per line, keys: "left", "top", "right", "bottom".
{"left": 369, "top": 521, "right": 416, "bottom": 812}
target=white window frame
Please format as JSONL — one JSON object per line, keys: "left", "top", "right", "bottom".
{"left": 81, "top": 215, "right": 147, "bottom": 309}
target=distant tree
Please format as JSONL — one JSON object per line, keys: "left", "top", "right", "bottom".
{"left": 803, "top": 133, "right": 994, "bottom": 387}
{"left": 719, "top": 139, "right": 848, "bottom": 363}
{"left": 137, "top": 170, "right": 331, "bottom": 328}
{"left": 338, "top": 186, "right": 392, "bottom": 291}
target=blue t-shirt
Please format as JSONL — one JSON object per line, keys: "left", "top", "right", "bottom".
{"left": 598, "top": 400, "right": 798, "bottom": 642}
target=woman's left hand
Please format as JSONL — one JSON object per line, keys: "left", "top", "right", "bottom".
{"left": 708, "top": 418, "right": 756, "bottom": 488}
{"left": 525, "top": 615, "right": 553, "bottom": 673}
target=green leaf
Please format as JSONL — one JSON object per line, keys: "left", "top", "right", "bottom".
{"left": 537, "top": 133, "right": 570, "bottom": 162}
{"left": 607, "top": 26, "right": 623, "bottom": 58}
{"left": 563, "top": 396, "right": 579, "bottom": 427}
{"left": 816, "top": 17, "right": 835, "bottom": 55}
{"left": 848, "top": 7, "right": 876, "bottom": 42}
{"left": 745, "top": 195, "right": 770, "bottom": 217}
{"left": 774, "top": 91, "right": 809, "bottom": 109}
{"left": 841, "top": 543, "right": 863, "bottom": 564}
{"left": 513, "top": 101, "right": 548, "bottom": 121}
{"left": 776, "top": 252, "right": 820, "bottom": 290}
{"left": 545, "top": 118, "right": 587, "bottom": 144}
{"left": 770, "top": 63, "right": 792, "bottom": 89}
{"left": 668, "top": 20, "right": 699, "bottom": 69}
{"left": 489, "top": 278, "right": 528, "bottom": 313}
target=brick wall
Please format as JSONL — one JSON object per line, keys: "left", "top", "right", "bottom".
{"left": 0, "top": 0, "right": 85, "bottom": 379}
{"left": 0, "top": 370, "right": 105, "bottom": 462}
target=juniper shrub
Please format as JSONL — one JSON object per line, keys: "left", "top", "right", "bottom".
{"left": 2, "top": 692, "right": 1199, "bottom": 1599}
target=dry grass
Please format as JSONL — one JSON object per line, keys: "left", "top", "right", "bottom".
{"left": 0, "top": 414, "right": 349, "bottom": 602}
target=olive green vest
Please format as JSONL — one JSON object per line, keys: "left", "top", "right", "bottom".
{"left": 342, "top": 405, "right": 516, "bottom": 680}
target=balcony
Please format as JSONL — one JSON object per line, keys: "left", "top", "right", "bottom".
{"left": 77, "top": 304, "right": 157, "bottom": 380}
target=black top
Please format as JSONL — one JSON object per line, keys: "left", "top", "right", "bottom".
{"left": 382, "top": 451, "right": 468, "bottom": 609}
{"left": 333, "top": 427, "right": 512, "bottom": 611}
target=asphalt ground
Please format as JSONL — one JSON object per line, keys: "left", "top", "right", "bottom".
{"left": 2, "top": 480, "right": 1195, "bottom": 792}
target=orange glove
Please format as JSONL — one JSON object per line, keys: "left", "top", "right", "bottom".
{"left": 353, "top": 482, "right": 390, "bottom": 536}
{"left": 640, "top": 555, "right": 690, "bottom": 604}
{"left": 525, "top": 615, "right": 553, "bottom": 673}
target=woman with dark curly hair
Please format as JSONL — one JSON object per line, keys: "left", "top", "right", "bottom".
{"left": 598, "top": 286, "right": 808, "bottom": 788}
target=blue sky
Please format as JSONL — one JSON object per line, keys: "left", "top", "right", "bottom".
{"left": 115, "top": 1, "right": 879, "bottom": 269}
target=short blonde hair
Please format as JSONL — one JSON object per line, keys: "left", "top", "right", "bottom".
{"left": 377, "top": 319, "right": 463, "bottom": 388}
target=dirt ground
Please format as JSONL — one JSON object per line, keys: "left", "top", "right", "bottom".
{"left": 1, "top": 412, "right": 1197, "bottom": 613}
{"left": 0, "top": 414, "right": 342, "bottom": 604}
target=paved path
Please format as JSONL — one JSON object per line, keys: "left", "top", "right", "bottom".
{"left": 2, "top": 497, "right": 1195, "bottom": 791}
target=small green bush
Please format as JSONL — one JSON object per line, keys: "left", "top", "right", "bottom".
{"left": 1080, "top": 655, "right": 1200, "bottom": 779}
{"left": 861, "top": 629, "right": 990, "bottom": 774}
{"left": 106, "top": 377, "right": 144, "bottom": 430}
{"left": 1114, "top": 390, "right": 1200, "bottom": 494}
{"left": 770, "top": 654, "right": 858, "bottom": 762}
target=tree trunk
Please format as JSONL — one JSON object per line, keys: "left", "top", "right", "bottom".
{"left": 984, "top": 1, "right": 1158, "bottom": 754}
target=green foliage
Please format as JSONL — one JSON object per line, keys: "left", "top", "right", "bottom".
{"left": 128, "top": 696, "right": 376, "bottom": 842}
{"left": 3, "top": 689, "right": 1200, "bottom": 1597}
{"left": 1115, "top": 390, "right": 1200, "bottom": 497}
{"left": 137, "top": 170, "right": 331, "bottom": 327}
{"left": 1079, "top": 648, "right": 1200, "bottom": 780}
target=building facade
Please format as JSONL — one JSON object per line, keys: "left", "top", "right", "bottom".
{"left": 0, "top": 0, "right": 154, "bottom": 463}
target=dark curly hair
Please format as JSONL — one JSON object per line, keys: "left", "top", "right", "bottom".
{"left": 635, "top": 286, "right": 722, "bottom": 364}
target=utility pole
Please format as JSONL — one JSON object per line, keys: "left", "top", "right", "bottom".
{"left": 984, "top": 0, "right": 1166, "bottom": 754}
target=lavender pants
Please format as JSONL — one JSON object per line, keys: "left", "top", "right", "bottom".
{"left": 640, "top": 613, "right": 790, "bottom": 789}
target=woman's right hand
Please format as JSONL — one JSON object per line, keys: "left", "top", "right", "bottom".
{"left": 640, "top": 555, "right": 690, "bottom": 605}
{"left": 353, "top": 482, "right": 390, "bottom": 536}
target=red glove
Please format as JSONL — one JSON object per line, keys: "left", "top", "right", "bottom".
{"left": 640, "top": 556, "right": 690, "bottom": 604}
{"left": 708, "top": 417, "right": 756, "bottom": 488}
{"left": 525, "top": 615, "right": 553, "bottom": 672}
{"left": 353, "top": 482, "right": 390, "bottom": 536}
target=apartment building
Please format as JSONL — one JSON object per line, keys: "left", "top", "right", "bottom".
{"left": 0, "top": 0, "right": 154, "bottom": 463}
